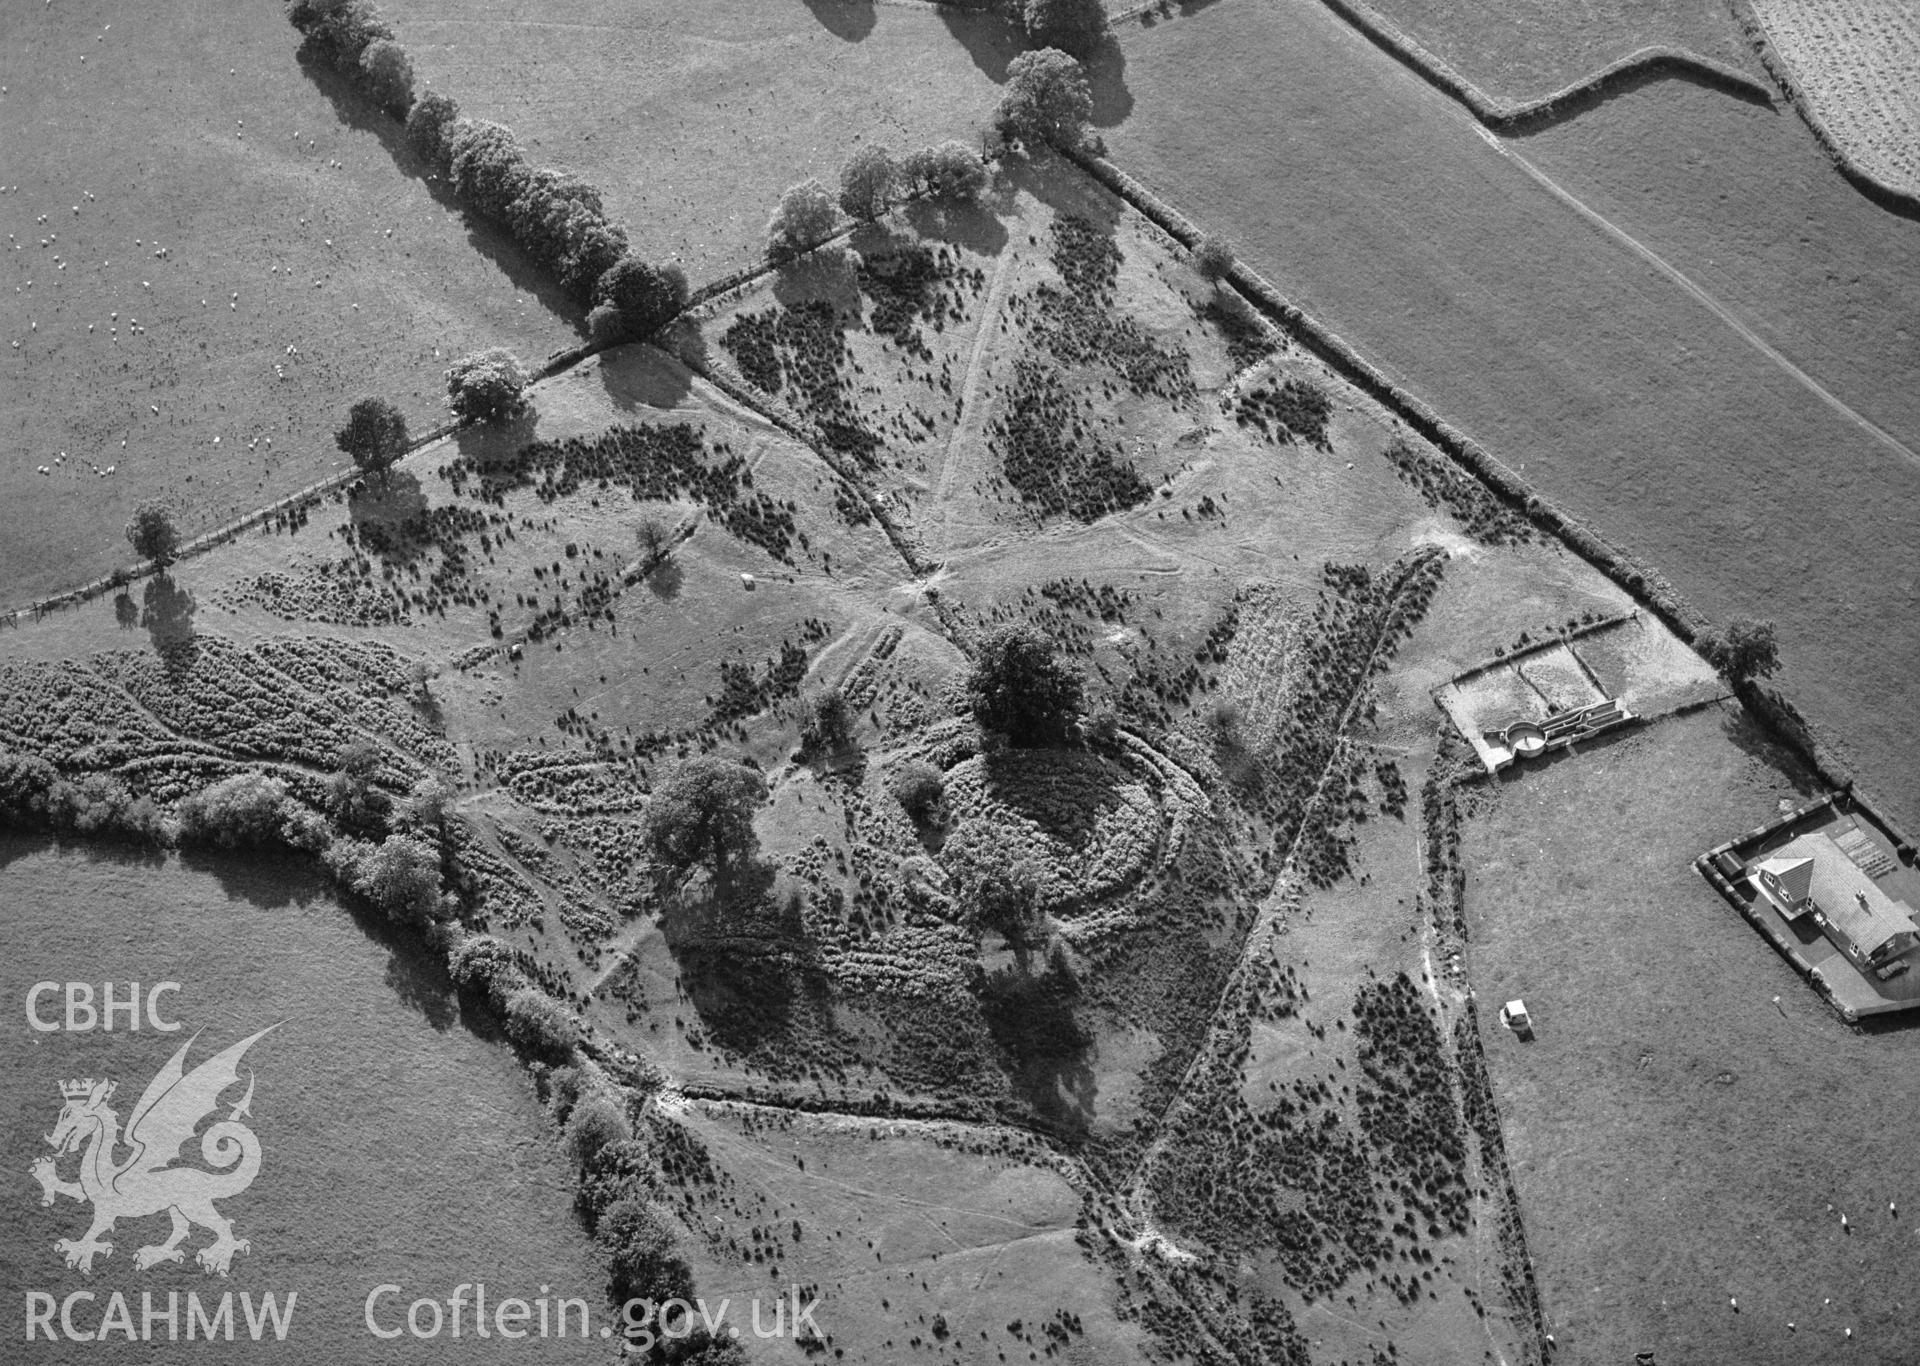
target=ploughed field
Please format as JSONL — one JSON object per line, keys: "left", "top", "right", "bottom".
{"left": 1755, "top": 0, "right": 1920, "bottom": 196}
{"left": 0, "top": 839, "right": 600, "bottom": 1361}
{"left": 1106, "top": 0, "right": 1920, "bottom": 829}
{"left": 0, "top": 0, "right": 572, "bottom": 605}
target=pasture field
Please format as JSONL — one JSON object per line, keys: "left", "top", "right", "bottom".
{"left": 0, "top": 839, "right": 601, "bottom": 1362}
{"left": 0, "top": 0, "right": 571, "bottom": 606}
{"left": 381, "top": 0, "right": 1020, "bottom": 282}
{"left": 1355, "top": 0, "right": 1757, "bottom": 98}
{"left": 1462, "top": 707, "right": 1920, "bottom": 1366}
{"left": 1755, "top": 0, "right": 1920, "bottom": 197}
{"left": 1105, "top": 0, "right": 1920, "bottom": 829}
{"left": 1515, "top": 78, "right": 1920, "bottom": 470}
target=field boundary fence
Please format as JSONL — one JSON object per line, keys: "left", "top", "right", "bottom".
{"left": 2, "top": 419, "right": 460, "bottom": 629}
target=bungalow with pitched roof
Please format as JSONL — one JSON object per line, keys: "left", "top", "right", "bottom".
{"left": 1754, "top": 834, "right": 1920, "bottom": 968}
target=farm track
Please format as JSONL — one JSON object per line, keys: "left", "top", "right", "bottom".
{"left": 1116, "top": 548, "right": 1442, "bottom": 1234}
{"left": 933, "top": 240, "right": 1019, "bottom": 559}
{"left": 1478, "top": 128, "right": 1920, "bottom": 472}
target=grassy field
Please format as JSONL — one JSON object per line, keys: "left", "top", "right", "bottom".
{"left": 1356, "top": 0, "right": 1758, "bottom": 98}
{"left": 0, "top": 839, "right": 600, "bottom": 1361}
{"left": 1462, "top": 706, "right": 1920, "bottom": 1365}
{"left": 382, "top": 0, "right": 1019, "bottom": 282}
{"left": 1755, "top": 0, "right": 1920, "bottom": 196}
{"left": 0, "top": 0, "right": 571, "bottom": 605}
{"left": 1104, "top": 0, "right": 1920, "bottom": 830}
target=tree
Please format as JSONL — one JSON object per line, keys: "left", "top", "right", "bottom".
{"left": 334, "top": 395, "right": 410, "bottom": 484}
{"left": 910, "top": 140, "right": 990, "bottom": 205}
{"left": 593, "top": 258, "right": 689, "bottom": 338}
{"left": 636, "top": 516, "right": 671, "bottom": 562}
{"left": 1193, "top": 234, "right": 1235, "bottom": 284}
{"left": 347, "top": 833, "right": 445, "bottom": 926}
{"left": 357, "top": 37, "right": 414, "bottom": 115}
{"left": 125, "top": 501, "right": 180, "bottom": 568}
{"left": 599, "top": 1199, "right": 694, "bottom": 1307}
{"left": 889, "top": 760, "right": 945, "bottom": 824}
{"left": 838, "top": 144, "right": 899, "bottom": 222}
{"left": 404, "top": 89, "right": 460, "bottom": 172}
{"left": 799, "top": 688, "right": 853, "bottom": 756}
{"left": 446, "top": 347, "right": 530, "bottom": 424}
{"left": 995, "top": 48, "right": 1093, "bottom": 149}
{"left": 446, "top": 118, "right": 530, "bottom": 221}
{"left": 563, "top": 1093, "right": 630, "bottom": 1171}
{"left": 641, "top": 756, "right": 767, "bottom": 884}
{"left": 967, "top": 624, "right": 1084, "bottom": 746}
{"left": 1022, "top": 0, "right": 1107, "bottom": 56}
{"left": 765, "top": 179, "right": 840, "bottom": 259}
{"left": 1698, "top": 617, "right": 1780, "bottom": 685}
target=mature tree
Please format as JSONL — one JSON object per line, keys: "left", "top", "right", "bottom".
{"left": 348, "top": 833, "right": 445, "bottom": 926}
{"left": 1022, "top": 0, "right": 1106, "bottom": 56}
{"left": 447, "top": 118, "right": 530, "bottom": 221}
{"left": 1193, "top": 234, "right": 1235, "bottom": 284}
{"left": 889, "top": 760, "right": 946, "bottom": 825}
{"left": 358, "top": 37, "right": 414, "bottom": 115}
{"left": 765, "top": 179, "right": 840, "bottom": 259}
{"left": 1698, "top": 617, "right": 1780, "bottom": 685}
{"left": 593, "top": 258, "right": 690, "bottom": 337}
{"left": 967, "top": 624, "right": 1084, "bottom": 746}
{"left": 913, "top": 140, "right": 990, "bottom": 204}
{"left": 799, "top": 687, "right": 854, "bottom": 756}
{"left": 335, "top": 395, "right": 410, "bottom": 484}
{"left": 557, "top": 216, "right": 630, "bottom": 306}
{"left": 563, "top": 1093, "right": 630, "bottom": 1171}
{"left": 636, "top": 516, "right": 671, "bottom": 562}
{"left": 994, "top": 49, "right": 1093, "bottom": 149}
{"left": 404, "top": 89, "right": 461, "bottom": 173}
{"left": 445, "top": 347, "right": 530, "bottom": 424}
{"left": 600, "top": 1199, "right": 694, "bottom": 1307}
{"left": 641, "top": 756, "right": 767, "bottom": 884}
{"left": 125, "top": 500, "right": 180, "bottom": 569}
{"left": 838, "top": 144, "right": 899, "bottom": 222}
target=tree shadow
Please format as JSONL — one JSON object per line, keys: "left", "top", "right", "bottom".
{"left": 903, "top": 196, "right": 1011, "bottom": 259}
{"left": 1719, "top": 703, "right": 1822, "bottom": 797}
{"left": 113, "top": 591, "right": 139, "bottom": 630}
{"left": 597, "top": 342, "right": 695, "bottom": 412}
{"left": 348, "top": 467, "right": 431, "bottom": 564}
{"left": 178, "top": 843, "right": 328, "bottom": 913}
{"left": 644, "top": 555, "right": 684, "bottom": 601}
{"left": 293, "top": 44, "right": 584, "bottom": 330}
{"left": 141, "top": 575, "right": 196, "bottom": 652}
{"left": 937, "top": 3, "right": 1025, "bottom": 84}
{"left": 978, "top": 961, "right": 1095, "bottom": 1134}
{"left": 801, "top": 0, "right": 875, "bottom": 42}
{"left": 772, "top": 247, "right": 863, "bottom": 313}
{"left": 659, "top": 862, "right": 827, "bottom": 1059}
{"left": 1084, "top": 34, "right": 1135, "bottom": 129}
{"left": 452, "top": 407, "right": 540, "bottom": 468}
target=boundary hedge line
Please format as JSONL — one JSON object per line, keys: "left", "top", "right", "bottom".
{"left": 1311, "top": 0, "right": 1774, "bottom": 130}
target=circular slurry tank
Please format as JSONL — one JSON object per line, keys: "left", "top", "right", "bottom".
{"left": 1506, "top": 722, "right": 1547, "bottom": 758}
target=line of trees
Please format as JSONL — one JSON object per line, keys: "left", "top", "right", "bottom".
{"left": 766, "top": 139, "right": 993, "bottom": 260}
{"left": 283, "top": 0, "right": 686, "bottom": 340}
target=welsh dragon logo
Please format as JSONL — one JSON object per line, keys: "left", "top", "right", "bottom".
{"left": 28, "top": 1027, "right": 276, "bottom": 1276}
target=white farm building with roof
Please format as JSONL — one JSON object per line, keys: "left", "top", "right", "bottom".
{"left": 1755, "top": 834, "right": 1920, "bottom": 968}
